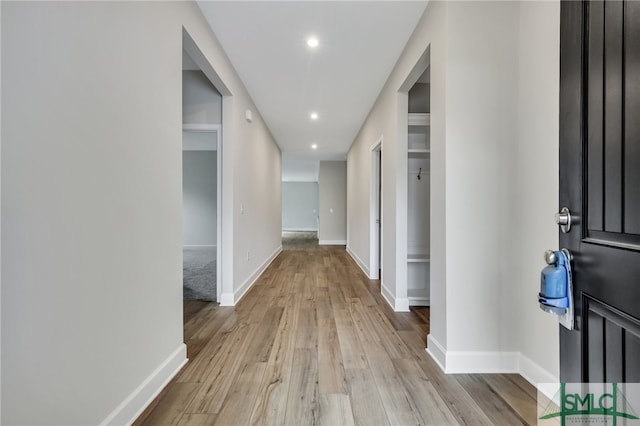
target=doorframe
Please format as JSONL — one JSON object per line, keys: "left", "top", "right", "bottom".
{"left": 182, "top": 27, "right": 234, "bottom": 302}
{"left": 396, "top": 45, "right": 431, "bottom": 311}
{"left": 370, "top": 138, "right": 383, "bottom": 280}
{"left": 182, "top": 124, "right": 222, "bottom": 302}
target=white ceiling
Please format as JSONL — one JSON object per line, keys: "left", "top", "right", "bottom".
{"left": 196, "top": 1, "right": 428, "bottom": 173}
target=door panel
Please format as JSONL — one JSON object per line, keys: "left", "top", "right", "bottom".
{"left": 625, "top": 1, "right": 640, "bottom": 234}
{"left": 587, "top": 0, "right": 639, "bottom": 244}
{"left": 585, "top": 297, "right": 640, "bottom": 383}
{"left": 587, "top": 0, "right": 604, "bottom": 233}
{"left": 560, "top": 0, "right": 640, "bottom": 382}
{"left": 626, "top": 335, "right": 640, "bottom": 382}
{"left": 603, "top": 0, "right": 623, "bottom": 234}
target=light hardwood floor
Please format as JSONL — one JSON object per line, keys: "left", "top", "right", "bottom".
{"left": 135, "top": 246, "right": 537, "bottom": 425}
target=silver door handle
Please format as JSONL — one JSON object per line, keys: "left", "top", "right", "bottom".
{"left": 544, "top": 248, "right": 573, "bottom": 264}
{"left": 555, "top": 207, "right": 572, "bottom": 233}
{"left": 544, "top": 249, "right": 557, "bottom": 264}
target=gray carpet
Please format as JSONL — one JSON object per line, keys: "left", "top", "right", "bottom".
{"left": 183, "top": 247, "right": 216, "bottom": 301}
{"left": 282, "top": 231, "right": 319, "bottom": 250}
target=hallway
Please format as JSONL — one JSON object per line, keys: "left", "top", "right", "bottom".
{"left": 136, "top": 247, "right": 537, "bottom": 425}
{"left": 1, "top": 2, "right": 567, "bottom": 422}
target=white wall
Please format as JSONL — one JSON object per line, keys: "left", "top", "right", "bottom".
{"left": 0, "top": 3, "right": 3, "bottom": 419}
{"left": 407, "top": 158, "right": 430, "bottom": 257}
{"left": 183, "top": 151, "right": 217, "bottom": 246}
{"left": 318, "top": 161, "right": 347, "bottom": 244}
{"left": 183, "top": 70, "right": 222, "bottom": 125}
{"left": 282, "top": 182, "right": 318, "bottom": 231}
{"left": 1, "top": 2, "right": 281, "bottom": 424}
{"left": 514, "top": 0, "right": 560, "bottom": 383}
{"left": 347, "top": 0, "right": 560, "bottom": 386}
{"left": 229, "top": 101, "right": 282, "bottom": 305}
{"left": 444, "top": 0, "right": 520, "bottom": 355}
{"left": 408, "top": 83, "right": 430, "bottom": 113}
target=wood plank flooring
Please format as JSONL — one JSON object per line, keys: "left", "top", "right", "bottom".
{"left": 135, "top": 246, "right": 537, "bottom": 425}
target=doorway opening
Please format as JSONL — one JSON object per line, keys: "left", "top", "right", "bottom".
{"left": 397, "top": 45, "right": 431, "bottom": 330}
{"left": 180, "top": 28, "right": 233, "bottom": 344}
{"left": 370, "top": 141, "right": 382, "bottom": 280}
{"left": 182, "top": 43, "right": 223, "bottom": 305}
{"left": 182, "top": 124, "right": 221, "bottom": 302}
{"left": 281, "top": 154, "right": 320, "bottom": 250}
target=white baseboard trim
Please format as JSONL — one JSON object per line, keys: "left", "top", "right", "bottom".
{"left": 445, "top": 350, "right": 519, "bottom": 374}
{"left": 426, "top": 334, "right": 446, "bottom": 371}
{"left": 101, "top": 344, "right": 187, "bottom": 426}
{"left": 319, "top": 240, "right": 347, "bottom": 245}
{"left": 395, "top": 297, "right": 410, "bottom": 312}
{"left": 380, "top": 282, "right": 395, "bottom": 310}
{"left": 380, "top": 282, "right": 410, "bottom": 312}
{"left": 346, "top": 246, "right": 370, "bottom": 277}
{"left": 518, "top": 353, "right": 559, "bottom": 400}
{"left": 220, "top": 245, "right": 282, "bottom": 306}
{"left": 425, "top": 336, "right": 558, "bottom": 399}
{"left": 183, "top": 245, "right": 216, "bottom": 248}
{"left": 282, "top": 228, "right": 317, "bottom": 232}
{"left": 219, "top": 292, "right": 234, "bottom": 306}
{"left": 408, "top": 297, "right": 430, "bottom": 306}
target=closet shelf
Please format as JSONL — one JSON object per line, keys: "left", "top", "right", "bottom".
{"left": 408, "top": 113, "right": 430, "bottom": 127}
{"left": 408, "top": 149, "right": 430, "bottom": 158}
{"left": 407, "top": 254, "right": 430, "bottom": 263}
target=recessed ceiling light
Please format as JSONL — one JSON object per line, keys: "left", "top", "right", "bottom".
{"left": 307, "top": 37, "right": 319, "bottom": 48}
{"left": 311, "top": 144, "right": 318, "bottom": 149}
{"left": 310, "top": 112, "right": 318, "bottom": 120}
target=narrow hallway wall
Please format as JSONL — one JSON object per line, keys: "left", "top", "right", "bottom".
{"left": 1, "top": 2, "right": 281, "bottom": 424}
{"left": 346, "top": 0, "right": 560, "bottom": 387}
{"left": 513, "top": 0, "right": 560, "bottom": 382}
{"left": 319, "top": 161, "right": 347, "bottom": 244}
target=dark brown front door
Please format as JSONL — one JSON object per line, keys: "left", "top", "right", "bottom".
{"left": 560, "top": 0, "right": 640, "bottom": 383}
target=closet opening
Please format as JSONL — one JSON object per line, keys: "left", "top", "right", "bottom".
{"left": 406, "top": 65, "right": 431, "bottom": 313}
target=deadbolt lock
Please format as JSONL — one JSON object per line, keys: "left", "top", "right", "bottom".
{"left": 555, "top": 207, "right": 572, "bottom": 233}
